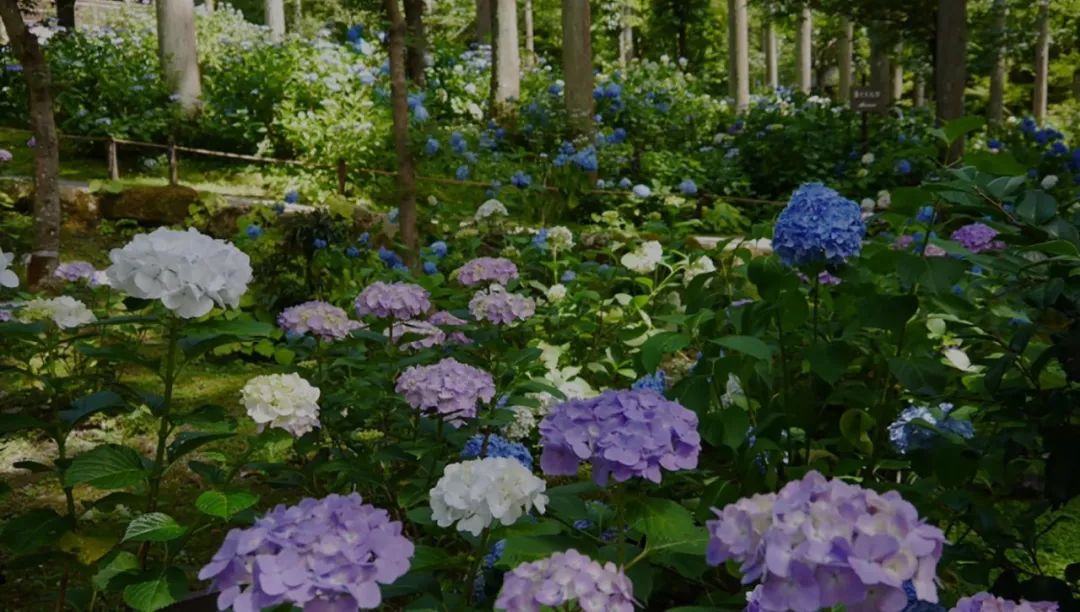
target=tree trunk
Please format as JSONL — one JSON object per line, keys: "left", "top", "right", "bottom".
{"left": 490, "top": 0, "right": 519, "bottom": 118}
{"left": 837, "top": 17, "right": 853, "bottom": 103}
{"left": 0, "top": 19, "right": 7, "bottom": 45}
{"left": 205, "top": 0, "right": 215, "bottom": 12}
{"left": 1033, "top": 0, "right": 1049, "bottom": 124}
{"left": 1072, "top": 69, "right": 1080, "bottom": 102}
{"left": 156, "top": 0, "right": 202, "bottom": 115}
{"left": 913, "top": 72, "right": 926, "bottom": 107}
{"left": 676, "top": 7, "right": 688, "bottom": 62}
{"left": 385, "top": 0, "right": 418, "bottom": 269}
{"left": 404, "top": 0, "right": 426, "bottom": 86}
{"left": 935, "top": 0, "right": 968, "bottom": 162}
{"left": 891, "top": 40, "right": 904, "bottom": 102}
{"left": 763, "top": 19, "right": 778, "bottom": 90}
{"left": 524, "top": 0, "right": 535, "bottom": 67}
{"left": 265, "top": 0, "right": 286, "bottom": 40}
{"left": 796, "top": 5, "right": 812, "bottom": 93}
{"left": 728, "top": 0, "right": 749, "bottom": 110}
{"left": 869, "top": 24, "right": 892, "bottom": 105}
{"left": 475, "top": 0, "right": 492, "bottom": 43}
{"left": 56, "top": 0, "right": 76, "bottom": 29}
{"left": 0, "top": 0, "right": 61, "bottom": 287}
{"left": 561, "top": 0, "right": 594, "bottom": 137}
{"left": 293, "top": 0, "right": 300, "bottom": 26}
{"left": 987, "top": 0, "right": 1006, "bottom": 124}
{"left": 618, "top": 2, "right": 633, "bottom": 68}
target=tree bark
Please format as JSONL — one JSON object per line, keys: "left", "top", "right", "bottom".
{"left": 618, "top": 2, "right": 633, "bottom": 68}
{"left": 293, "top": 0, "right": 300, "bottom": 26}
{"left": 561, "top": 0, "right": 594, "bottom": 137}
{"left": 475, "top": 0, "right": 492, "bottom": 43}
{"left": 490, "top": 0, "right": 519, "bottom": 118}
{"left": 935, "top": 0, "right": 968, "bottom": 162}
{"left": 869, "top": 24, "right": 893, "bottom": 105}
{"left": 385, "top": 0, "right": 418, "bottom": 269}
{"left": 524, "top": 0, "right": 535, "bottom": 67}
{"left": 156, "top": 0, "right": 202, "bottom": 115}
{"left": 987, "top": 0, "right": 1006, "bottom": 124}
{"left": 728, "top": 0, "right": 749, "bottom": 110}
{"left": 57, "top": 0, "right": 76, "bottom": 29}
{"left": 796, "top": 5, "right": 812, "bottom": 93}
{"left": 404, "top": 0, "right": 426, "bottom": 86}
{"left": 1033, "top": 0, "right": 1049, "bottom": 124}
{"left": 763, "top": 19, "right": 778, "bottom": 90}
{"left": 265, "top": 0, "right": 286, "bottom": 40}
{"left": 891, "top": 40, "right": 903, "bottom": 102}
{"left": 837, "top": 17, "right": 853, "bottom": 103}
{"left": 0, "top": 0, "right": 61, "bottom": 287}
{"left": 913, "top": 72, "right": 926, "bottom": 107}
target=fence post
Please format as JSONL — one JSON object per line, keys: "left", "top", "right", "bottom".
{"left": 167, "top": 141, "right": 179, "bottom": 185}
{"left": 336, "top": 158, "right": 347, "bottom": 195}
{"left": 107, "top": 138, "right": 120, "bottom": 180}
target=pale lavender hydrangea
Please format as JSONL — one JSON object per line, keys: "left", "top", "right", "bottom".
{"left": 387, "top": 320, "right": 445, "bottom": 351}
{"left": 395, "top": 357, "right": 496, "bottom": 426}
{"left": 198, "top": 493, "right": 413, "bottom": 612}
{"left": 455, "top": 257, "right": 519, "bottom": 286}
{"left": 494, "top": 549, "right": 636, "bottom": 612}
{"left": 950, "top": 593, "right": 1059, "bottom": 612}
{"left": 469, "top": 285, "right": 536, "bottom": 325}
{"left": 706, "top": 470, "right": 946, "bottom": 612}
{"left": 278, "top": 301, "right": 362, "bottom": 341}
{"left": 430, "top": 310, "right": 472, "bottom": 345}
{"left": 54, "top": 261, "right": 97, "bottom": 282}
{"left": 354, "top": 281, "right": 431, "bottom": 320}
{"left": 539, "top": 389, "right": 701, "bottom": 485}
{"left": 950, "top": 223, "right": 1005, "bottom": 254}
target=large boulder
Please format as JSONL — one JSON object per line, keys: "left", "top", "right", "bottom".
{"left": 99, "top": 185, "right": 200, "bottom": 225}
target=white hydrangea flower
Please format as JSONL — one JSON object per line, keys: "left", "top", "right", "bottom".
{"left": 240, "top": 373, "right": 321, "bottom": 437}
{"left": 0, "top": 248, "right": 18, "bottom": 289}
{"left": 475, "top": 199, "right": 509, "bottom": 221}
{"left": 720, "top": 373, "right": 746, "bottom": 408}
{"left": 876, "top": 190, "right": 892, "bottom": 209}
{"left": 861, "top": 152, "right": 875, "bottom": 165}
{"left": 18, "top": 296, "right": 96, "bottom": 328}
{"left": 860, "top": 198, "right": 876, "bottom": 212}
{"left": 501, "top": 405, "right": 538, "bottom": 440}
{"left": 1041, "top": 174, "right": 1059, "bottom": 189}
{"left": 429, "top": 457, "right": 548, "bottom": 536}
{"left": 621, "top": 241, "right": 663, "bottom": 274}
{"left": 685, "top": 256, "right": 716, "bottom": 282}
{"left": 546, "top": 284, "right": 567, "bottom": 303}
{"left": 106, "top": 228, "right": 252, "bottom": 319}
{"left": 547, "top": 226, "right": 574, "bottom": 251}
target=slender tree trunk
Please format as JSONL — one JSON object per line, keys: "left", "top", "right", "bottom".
{"left": 935, "top": 0, "right": 968, "bottom": 162}
{"left": 891, "top": 40, "right": 904, "bottom": 102}
{"left": 0, "top": 0, "right": 61, "bottom": 287}
{"left": 0, "top": 19, "right": 7, "bottom": 46}
{"left": 728, "top": 0, "right": 749, "bottom": 110}
{"left": 385, "top": 0, "right": 418, "bottom": 269}
{"left": 618, "top": 2, "right": 633, "bottom": 68}
{"left": 914, "top": 72, "right": 926, "bottom": 107}
{"left": 727, "top": 0, "right": 736, "bottom": 97}
{"left": 490, "top": 0, "right": 519, "bottom": 118}
{"left": 561, "top": 0, "right": 594, "bottom": 137}
{"left": 1033, "top": 0, "right": 1049, "bottom": 124}
{"left": 1072, "top": 70, "right": 1080, "bottom": 102}
{"left": 676, "top": 9, "right": 688, "bottom": 62}
{"left": 796, "top": 5, "right": 812, "bottom": 93}
{"left": 475, "top": 0, "right": 492, "bottom": 43}
{"left": 869, "top": 24, "right": 892, "bottom": 105}
{"left": 404, "top": 0, "right": 426, "bottom": 86}
{"left": 987, "top": 0, "right": 1007, "bottom": 124}
{"left": 205, "top": 0, "right": 215, "bottom": 12}
{"left": 524, "top": 0, "right": 535, "bottom": 67}
{"left": 837, "top": 17, "right": 853, "bottom": 103}
{"left": 293, "top": 0, "right": 300, "bottom": 26}
{"left": 156, "top": 0, "right": 202, "bottom": 115}
{"left": 763, "top": 19, "right": 778, "bottom": 90}
{"left": 265, "top": 0, "right": 286, "bottom": 40}
{"left": 56, "top": 0, "right": 76, "bottom": 29}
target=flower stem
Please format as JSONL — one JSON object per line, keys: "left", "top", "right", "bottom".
{"left": 140, "top": 317, "right": 180, "bottom": 567}
{"left": 465, "top": 529, "right": 492, "bottom": 605}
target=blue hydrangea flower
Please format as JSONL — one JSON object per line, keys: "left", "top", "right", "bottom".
{"left": 378, "top": 247, "right": 404, "bottom": 269}
{"left": 313, "top": 238, "right": 328, "bottom": 249}
{"left": 423, "top": 261, "right": 438, "bottom": 275}
{"left": 679, "top": 179, "right": 698, "bottom": 195}
{"left": 548, "top": 82, "right": 563, "bottom": 96}
{"left": 631, "top": 370, "right": 667, "bottom": 395}
{"left": 284, "top": 190, "right": 299, "bottom": 204}
{"left": 772, "top": 183, "right": 865, "bottom": 267}
{"left": 246, "top": 225, "right": 263, "bottom": 239}
{"left": 573, "top": 519, "right": 593, "bottom": 530}
{"left": 607, "top": 128, "right": 627, "bottom": 145}
{"left": 916, "top": 206, "right": 935, "bottom": 224}
{"left": 424, "top": 138, "right": 440, "bottom": 156}
{"left": 988, "top": 139, "right": 1002, "bottom": 151}
{"left": 532, "top": 228, "right": 549, "bottom": 251}
{"left": 429, "top": 240, "right": 448, "bottom": 259}
{"left": 896, "top": 159, "right": 913, "bottom": 175}
{"left": 455, "top": 165, "right": 470, "bottom": 181}
{"left": 888, "top": 402, "right": 974, "bottom": 454}
{"left": 345, "top": 246, "right": 360, "bottom": 258}
{"left": 450, "top": 132, "right": 467, "bottom": 154}
{"left": 511, "top": 171, "right": 532, "bottom": 188}
{"left": 632, "top": 184, "right": 652, "bottom": 198}
{"left": 561, "top": 270, "right": 576, "bottom": 283}
{"left": 358, "top": 232, "right": 370, "bottom": 246}
{"left": 461, "top": 434, "right": 533, "bottom": 469}
{"left": 618, "top": 178, "right": 632, "bottom": 189}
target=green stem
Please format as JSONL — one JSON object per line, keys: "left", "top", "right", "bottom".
{"left": 465, "top": 529, "right": 492, "bottom": 605}
{"left": 146, "top": 317, "right": 181, "bottom": 514}
{"left": 811, "top": 271, "right": 821, "bottom": 345}
{"left": 614, "top": 485, "right": 627, "bottom": 567}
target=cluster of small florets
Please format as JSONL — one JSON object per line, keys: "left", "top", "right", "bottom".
{"left": 429, "top": 457, "right": 548, "bottom": 536}
{"left": 455, "top": 257, "right": 519, "bottom": 286}
{"left": 469, "top": 285, "right": 536, "bottom": 324}
{"left": 395, "top": 358, "right": 496, "bottom": 426}
{"left": 772, "top": 183, "right": 865, "bottom": 267}
{"left": 494, "top": 549, "right": 636, "bottom": 612}
{"left": 278, "top": 301, "right": 362, "bottom": 341}
{"left": 354, "top": 281, "right": 431, "bottom": 320}
{"left": 950, "top": 223, "right": 1006, "bottom": 254}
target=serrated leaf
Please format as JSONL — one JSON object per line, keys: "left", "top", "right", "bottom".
{"left": 59, "top": 530, "right": 118, "bottom": 565}
{"left": 629, "top": 498, "right": 706, "bottom": 552}
{"left": 713, "top": 335, "right": 772, "bottom": 361}
{"left": 60, "top": 391, "right": 127, "bottom": 427}
{"left": 122, "top": 566, "right": 188, "bottom": 612}
{"left": 839, "top": 409, "right": 875, "bottom": 455}
{"left": 122, "top": 513, "right": 186, "bottom": 543}
{"left": 195, "top": 491, "right": 258, "bottom": 519}
{"left": 64, "top": 445, "right": 147, "bottom": 489}
{"left": 92, "top": 551, "right": 139, "bottom": 591}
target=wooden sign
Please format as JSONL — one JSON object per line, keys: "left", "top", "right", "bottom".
{"left": 851, "top": 87, "right": 887, "bottom": 113}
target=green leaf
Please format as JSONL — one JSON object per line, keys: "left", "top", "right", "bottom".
{"left": 640, "top": 332, "right": 691, "bottom": 373}
{"left": 937, "top": 115, "right": 985, "bottom": 145}
{"left": 839, "top": 409, "right": 875, "bottom": 455}
{"left": 629, "top": 498, "right": 707, "bottom": 553}
{"left": 1017, "top": 190, "right": 1057, "bottom": 225}
{"left": 64, "top": 445, "right": 148, "bottom": 490}
{"left": 0, "top": 413, "right": 50, "bottom": 435}
{"left": 965, "top": 151, "right": 1027, "bottom": 176}
{"left": 1022, "top": 240, "right": 1079, "bottom": 258}
{"left": 60, "top": 391, "right": 127, "bottom": 428}
{"left": 166, "top": 431, "right": 235, "bottom": 463}
{"left": 721, "top": 406, "right": 750, "bottom": 450}
{"left": 713, "top": 335, "right": 772, "bottom": 361}
{"left": 195, "top": 491, "right": 258, "bottom": 519}
{"left": 122, "top": 566, "right": 188, "bottom": 612}
{"left": 860, "top": 294, "right": 918, "bottom": 334}
{"left": 888, "top": 358, "right": 947, "bottom": 396}
{"left": 0, "top": 508, "right": 73, "bottom": 554}
{"left": 497, "top": 535, "right": 587, "bottom": 569}
{"left": 122, "top": 513, "right": 186, "bottom": 543}
{"left": 92, "top": 551, "right": 139, "bottom": 592}
{"left": 76, "top": 344, "right": 160, "bottom": 372}
{"left": 806, "top": 342, "right": 855, "bottom": 384}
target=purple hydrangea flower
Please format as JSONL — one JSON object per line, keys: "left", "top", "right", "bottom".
{"left": 494, "top": 549, "right": 636, "bottom": 612}
{"left": 354, "top": 281, "right": 431, "bottom": 320}
{"left": 706, "top": 471, "right": 946, "bottom": 612}
{"left": 950, "top": 223, "right": 1005, "bottom": 254}
{"left": 387, "top": 320, "right": 446, "bottom": 351}
{"left": 454, "top": 257, "right": 519, "bottom": 287}
{"left": 395, "top": 357, "right": 496, "bottom": 426}
{"left": 278, "top": 301, "right": 362, "bottom": 341}
{"left": 469, "top": 285, "right": 536, "bottom": 325}
{"left": 198, "top": 493, "right": 413, "bottom": 611}
{"left": 0, "top": 149, "right": 12, "bottom": 163}
{"left": 54, "top": 261, "right": 97, "bottom": 282}
{"left": 539, "top": 389, "right": 701, "bottom": 485}
{"left": 773, "top": 183, "right": 866, "bottom": 267}
{"left": 429, "top": 310, "right": 472, "bottom": 345}
{"left": 950, "top": 593, "right": 1059, "bottom": 612}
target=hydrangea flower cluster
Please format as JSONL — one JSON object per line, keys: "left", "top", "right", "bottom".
{"left": 53, "top": 261, "right": 97, "bottom": 283}
{"left": 950, "top": 592, "right": 1059, "bottom": 612}
{"left": 354, "top": 281, "right": 431, "bottom": 320}
{"left": 0, "top": 148, "right": 12, "bottom": 163}
{"left": 501, "top": 404, "right": 538, "bottom": 440}
{"left": 888, "top": 402, "right": 975, "bottom": 454}
{"left": 494, "top": 549, "right": 636, "bottom": 612}
{"left": 455, "top": 257, "right": 519, "bottom": 286}
{"left": 621, "top": 241, "right": 663, "bottom": 274}
{"left": 429, "top": 457, "right": 548, "bottom": 536}
{"left": 0, "top": 247, "right": 17, "bottom": 289}
{"left": 546, "top": 226, "right": 574, "bottom": 251}
{"left": 240, "top": 373, "right": 321, "bottom": 436}
{"left": 198, "top": 493, "right": 413, "bottom": 611}
{"left": 395, "top": 358, "right": 496, "bottom": 426}
{"left": 278, "top": 301, "right": 361, "bottom": 341}
{"left": 539, "top": 389, "right": 701, "bottom": 485}
{"left": 950, "top": 223, "right": 1006, "bottom": 254}
{"left": 106, "top": 228, "right": 252, "bottom": 319}
{"left": 469, "top": 285, "right": 536, "bottom": 324}
{"left": 429, "top": 310, "right": 472, "bottom": 345}
{"left": 475, "top": 198, "right": 509, "bottom": 221}
{"left": 772, "top": 183, "right": 865, "bottom": 267}
{"left": 461, "top": 434, "right": 533, "bottom": 469}
{"left": 631, "top": 370, "right": 667, "bottom": 395}
{"left": 17, "top": 296, "right": 97, "bottom": 328}
{"left": 706, "top": 470, "right": 946, "bottom": 612}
